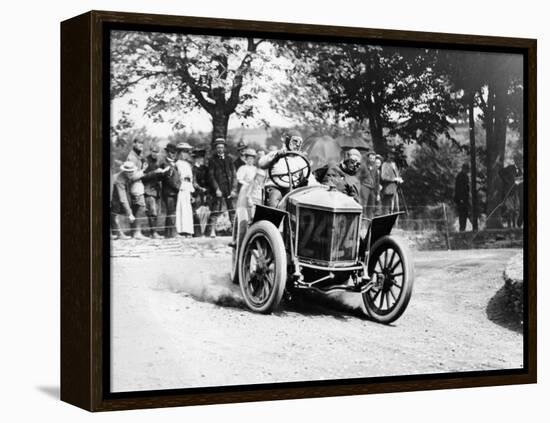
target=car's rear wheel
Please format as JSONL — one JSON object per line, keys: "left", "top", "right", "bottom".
{"left": 361, "top": 235, "right": 414, "bottom": 324}
{"left": 238, "top": 220, "right": 287, "bottom": 313}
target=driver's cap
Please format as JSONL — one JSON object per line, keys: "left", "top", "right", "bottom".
{"left": 283, "top": 130, "right": 303, "bottom": 149}
{"left": 346, "top": 148, "right": 362, "bottom": 162}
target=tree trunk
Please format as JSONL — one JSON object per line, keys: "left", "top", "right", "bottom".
{"left": 366, "top": 101, "right": 386, "bottom": 155}
{"left": 210, "top": 108, "right": 230, "bottom": 144}
{"left": 485, "top": 81, "right": 507, "bottom": 229}
{"left": 369, "top": 116, "right": 386, "bottom": 155}
{"left": 468, "top": 96, "right": 479, "bottom": 231}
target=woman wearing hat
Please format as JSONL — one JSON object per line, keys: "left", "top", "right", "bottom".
{"left": 175, "top": 142, "right": 195, "bottom": 237}
{"left": 236, "top": 148, "right": 258, "bottom": 190}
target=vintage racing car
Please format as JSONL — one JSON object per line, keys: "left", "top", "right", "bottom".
{"left": 230, "top": 151, "right": 414, "bottom": 324}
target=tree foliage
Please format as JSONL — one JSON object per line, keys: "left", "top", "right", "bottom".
{"left": 272, "top": 42, "right": 460, "bottom": 154}
{"left": 111, "top": 30, "right": 275, "bottom": 141}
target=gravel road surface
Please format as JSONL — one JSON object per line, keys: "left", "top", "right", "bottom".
{"left": 110, "top": 238, "right": 523, "bottom": 392}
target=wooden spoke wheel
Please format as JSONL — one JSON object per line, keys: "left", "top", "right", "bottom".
{"left": 361, "top": 235, "right": 414, "bottom": 324}
{"left": 238, "top": 221, "right": 287, "bottom": 313}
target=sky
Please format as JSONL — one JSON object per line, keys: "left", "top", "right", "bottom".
{"left": 112, "top": 88, "right": 296, "bottom": 138}
{"left": 110, "top": 35, "right": 298, "bottom": 138}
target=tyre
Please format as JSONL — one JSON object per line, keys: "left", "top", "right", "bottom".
{"left": 230, "top": 209, "right": 248, "bottom": 285}
{"left": 238, "top": 220, "right": 287, "bottom": 313}
{"left": 361, "top": 235, "right": 414, "bottom": 324}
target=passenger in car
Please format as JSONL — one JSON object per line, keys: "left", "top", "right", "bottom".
{"left": 316, "top": 148, "right": 362, "bottom": 203}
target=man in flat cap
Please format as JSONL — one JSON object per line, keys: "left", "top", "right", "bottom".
{"left": 318, "top": 148, "right": 362, "bottom": 203}
{"left": 207, "top": 138, "right": 238, "bottom": 237}
{"left": 111, "top": 161, "right": 140, "bottom": 240}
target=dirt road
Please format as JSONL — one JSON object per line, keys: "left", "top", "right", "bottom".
{"left": 110, "top": 238, "right": 523, "bottom": 393}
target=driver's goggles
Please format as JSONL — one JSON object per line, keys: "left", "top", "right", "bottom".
{"left": 348, "top": 158, "right": 361, "bottom": 169}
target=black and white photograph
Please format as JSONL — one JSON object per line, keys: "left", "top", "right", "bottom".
{"left": 107, "top": 27, "right": 526, "bottom": 393}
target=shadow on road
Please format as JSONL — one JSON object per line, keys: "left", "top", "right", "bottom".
{"left": 283, "top": 290, "right": 366, "bottom": 321}
{"left": 158, "top": 270, "right": 386, "bottom": 324}
{"left": 486, "top": 286, "right": 523, "bottom": 334}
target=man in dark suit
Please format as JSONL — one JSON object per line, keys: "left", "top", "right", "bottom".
{"left": 499, "top": 161, "right": 522, "bottom": 228}
{"left": 358, "top": 149, "right": 379, "bottom": 218}
{"left": 454, "top": 164, "right": 470, "bottom": 231}
{"left": 160, "top": 143, "right": 181, "bottom": 238}
{"left": 207, "top": 138, "right": 238, "bottom": 237}
{"left": 380, "top": 150, "right": 403, "bottom": 214}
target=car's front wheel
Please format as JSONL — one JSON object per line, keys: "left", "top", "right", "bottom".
{"left": 238, "top": 220, "right": 287, "bottom": 313}
{"left": 361, "top": 235, "right": 414, "bottom": 324}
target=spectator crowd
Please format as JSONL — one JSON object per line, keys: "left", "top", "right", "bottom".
{"left": 110, "top": 132, "right": 409, "bottom": 241}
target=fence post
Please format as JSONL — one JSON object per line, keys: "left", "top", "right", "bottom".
{"left": 442, "top": 203, "right": 451, "bottom": 251}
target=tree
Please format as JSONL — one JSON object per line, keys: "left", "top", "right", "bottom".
{"left": 110, "top": 126, "right": 157, "bottom": 171}
{"left": 402, "top": 138, "right": 467, "bottom": 207}
{"left": 436, "top": 51, "right": 523, "bottom": 229}
{"left": 273, "top": 42, "right": 459, "bottom": 155}
{"left": 477, "top": 54, "right": 523, "bottom": 228}
{"left": 110, "top": 31, "right": 273, "bottom": 143}
{"left": 439, "top": 50, "right": 490, "bottom": 231}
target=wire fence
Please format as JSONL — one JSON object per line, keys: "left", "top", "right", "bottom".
{"left": 111, "top": 199, "right": 524, "bottom": 251}
{"left": 112, "top": 202, "right": 463, "bottom": 236}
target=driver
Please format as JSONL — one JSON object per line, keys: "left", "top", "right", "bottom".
{"left": 258, "top": 131, "right": 309, "bottom": 207}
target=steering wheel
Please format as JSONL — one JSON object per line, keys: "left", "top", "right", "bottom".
{"left": 268, "top": 151, "right": 311, "bottom": 190}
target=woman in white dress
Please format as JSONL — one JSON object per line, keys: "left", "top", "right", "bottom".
{"left": 236, "top": 148, "right": 258, "bottom": 188}
{"left": 175, "top": 143, "right": 195, "bottom": 237}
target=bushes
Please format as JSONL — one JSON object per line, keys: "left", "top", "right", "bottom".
{"left": 503, "top": 252, "right": 523, "bottom": 319}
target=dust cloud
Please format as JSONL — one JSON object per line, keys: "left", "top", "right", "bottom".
{"left": 155, "top": 271, "right": 246, "bottom": 309}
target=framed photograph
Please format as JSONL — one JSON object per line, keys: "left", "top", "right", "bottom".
{"left": 61, "top": 10, "right": 536, "bottom": 411}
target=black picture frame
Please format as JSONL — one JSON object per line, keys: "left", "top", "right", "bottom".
{"left": 61, "top": 10, "right": 537, "bottom": 411}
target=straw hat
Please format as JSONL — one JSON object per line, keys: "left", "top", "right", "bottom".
{"left": 120, "top": 161, "right": 138, "bottom": 173}
{"left": 176, "top": 142, "right": 193, "bottom": 151}
{"left": 244, "top": 148, "right": 257, "bottom": 157}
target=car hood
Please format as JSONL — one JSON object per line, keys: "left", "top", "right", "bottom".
{"left": 287, "top": 185, "right": 362, "bottom": 213}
